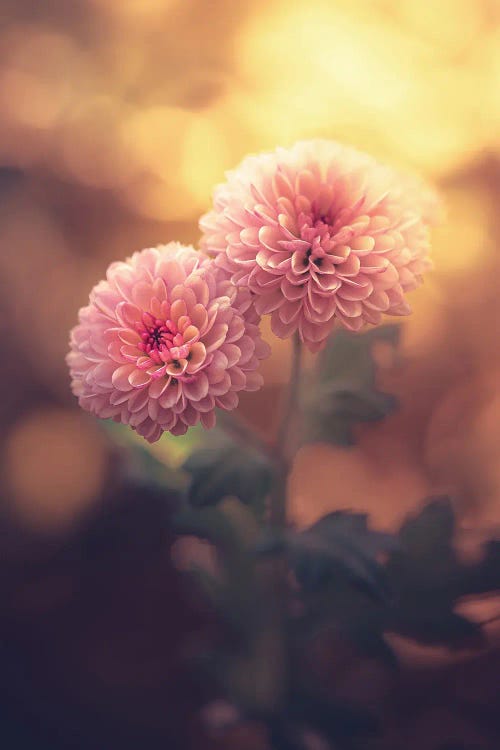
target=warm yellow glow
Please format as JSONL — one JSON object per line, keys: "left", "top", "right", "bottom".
{"left": 5, "top": 409, "right": 107, "bottom": 531}
{"left": 1, "top": 0, "right": 499, "bottom": 533}
{"left": 89, "top": 0, "right": 175, "bottom": 21}
{"left": 180, "top": 111, "right": 231, "bottom": 210}
{"left": 0, "top": 68, "right": 67, "bottom": 129}
{"left": 432, "top": 186, "right": 491, "bottom": 272}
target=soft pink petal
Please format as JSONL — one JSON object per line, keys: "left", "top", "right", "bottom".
{"left": 199, "top": 139, "right": 436, "bottom": 350}
{"left": 67, "top": 242, "right": 269, "bottom": 440}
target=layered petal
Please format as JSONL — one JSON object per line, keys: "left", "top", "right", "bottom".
{"left": 67, "top": 242, "right": 270, "bottom": 442}
{"left": 200, "top": 139, "right": 438, "bottom": 350}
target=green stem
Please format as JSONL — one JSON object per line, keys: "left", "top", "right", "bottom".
{"left": 258, "top": 333, "right": 302, "bottom": 725}
{"left": 270, "top": 331, "right": 302, "bottom": 528}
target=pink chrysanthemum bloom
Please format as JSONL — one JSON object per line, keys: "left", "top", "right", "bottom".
{"left": 200, "top": 140, "right": 438, "bottom": 351}
{"left": 67, "top": 243, "right": 270, "bottom": 442}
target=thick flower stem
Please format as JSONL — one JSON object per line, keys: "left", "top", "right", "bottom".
{"left": 258, "top": 333, "right": 302, "bottom": 732}
{"left": 270, "top": 332, "right": 302, "bottom": 528}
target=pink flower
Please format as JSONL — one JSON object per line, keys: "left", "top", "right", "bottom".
{"left": 67, "top": 243, "right": 270, "bottom": 442}
{"left": 200, "top": 140, "right": 437, "bottom": 351}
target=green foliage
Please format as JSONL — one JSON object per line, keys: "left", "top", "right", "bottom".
{"left": 182, "top": 432, "right": 274, "bottom": 513}
{"left": 101, "top": 420, "right": 188, "bottom": 492}
{"left": 384, "top": 496, "right": 496, "bottom": 648}
{"left": 101, "top": 330, "right": 500, "bottom": 749}
{"left": 290, "top": 511, "right": 397, "bottom": 600}
{"left": 304, "top": 325, "right": 400, "bottom": 445}
{"left": 257, "top": 511, "right": 397, "bottom": 602}
{"left": 291, "top": 497, "right": 500, "bottom": 667}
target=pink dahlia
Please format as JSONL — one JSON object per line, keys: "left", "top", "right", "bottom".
{"left": 67, "top": 243, "right": 270, "bottom": 442}
{"left": 200, "top": 140, "right": 438, "bottom": 351}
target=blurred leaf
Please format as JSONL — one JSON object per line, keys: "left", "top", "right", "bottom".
{"left": 458, "top": 538, "right": 500, "bottom": 596}
{"left": 254, "top": 528, "right": 288, "bottom": 557}
{"left": 290, "top": 511, "right": 397, "bottom": 601}
{"left": 304, "top": 326, "right": 400, "bottom": 446}
{"left": 384, "top": 497, "right": 494, "bottom": 648}
{"left": 319, "top": 324, "right": 400, "bottom": 382}
{"left": 182, "top": 433, "right": 274, "bottom": 513}
{"left": 346, "top": 626, "right": 398, "bottom": 668}
{"left": 173, "top": 496, "right": 265, "bottom": 644}
{"left": 172, "top": 503, "right": 238, "bottom": 549}
{"left": 103, "top": 418, "right": 205, "bottom": 468}
{"left": 173, "top": 496, "right": 260, "bottom": 553}
{"left": 395, "top": 610, "right": 482, "bottom": 646}
{"left": 283, "top": 513, "right": 399, "bottom": 668}
{"left": 159, "top": 423, "right": 205, "bottom": 465}
{"left": 101, "top": 420, "right": 189, "bottom": 492}
{"left": 291, "top": 498, "right": 500, "bottom": 660}
{"left": 397, "top": 497, "right": 455, "bottom": 565}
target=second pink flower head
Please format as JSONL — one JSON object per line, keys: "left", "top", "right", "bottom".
{"left": 200, "top": 139, "right": 438, "bottom": 352}
{"left": 67, "top": 243, "right": 270, "bottom": 442}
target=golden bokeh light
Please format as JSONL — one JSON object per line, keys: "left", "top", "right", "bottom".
{"left": 0, "top": 0, "right": 499, "bottom": 536}
{"left": 0, "top": 8, "right": 498, "bottom": 740}
{"left": 4, "top": 409, "right": 108, "bottom": 532}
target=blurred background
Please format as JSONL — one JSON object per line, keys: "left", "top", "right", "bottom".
{"left": 0, "top": 1, "right": 499, "bottom": 748}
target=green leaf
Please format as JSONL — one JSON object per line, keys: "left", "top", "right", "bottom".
{"left": 172, "top": 503, "right": 238, "bottom": 549}
{"left": 182, "top": 433, "right": 274, "bottom": 512}
{"left": 100, "top": 420, "right": 188, "bottom": 492}
{"left": 173, "top": 497, "right": 265, "bottom": 641}
{"left": 319, "top": 324, "right": 400, "bottom": 381}
{"left": 288, "top": 511, "right": 397, "bottom": 601}
{"left": 304, "top": 325, "right": 400, "bottom": 446}
{"left": 384, "top": 497, "right": 491, "bottom": 648}
{"left": 464, "top": 539, "right": 500, "bottom": 594}
{"left": 291, "top": 498, "right": 499, "bottom": 659}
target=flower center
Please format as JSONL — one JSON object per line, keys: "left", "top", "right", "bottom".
{"left": 136, "top": 312, "right": 190, "bottom": 364}
{"left": 299, "top": 216, "right": 332, "bottom": 269}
